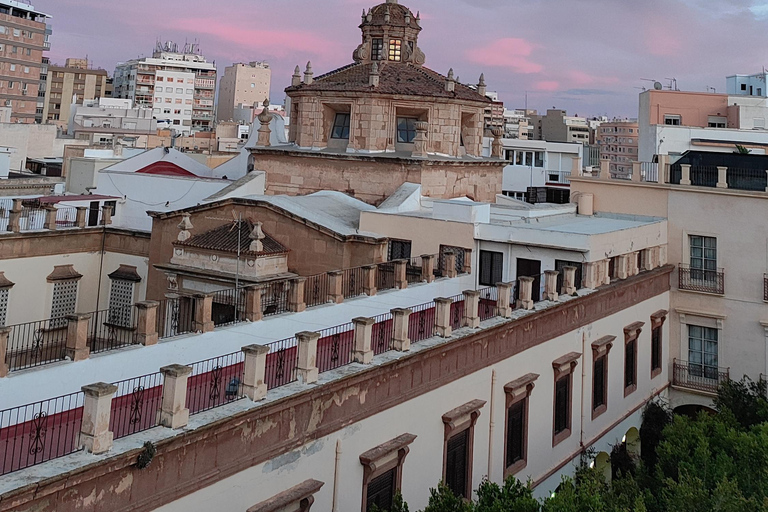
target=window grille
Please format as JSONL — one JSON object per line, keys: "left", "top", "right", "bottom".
{"left": 0, "top": 288, "right": 8, "bottom": 327}
{"left": 388, "top": 239, "right": 412, "bottom": 261}
{"left": 108, "top": 279, "right": 134, "bottom": 327}
{"left": 50, "top": 280, "right": 78, "bottom": 328}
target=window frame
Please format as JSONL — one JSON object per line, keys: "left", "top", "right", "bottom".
{"left": 371, "top": 38, "right": 384, "bottom": 61}
{"left": 552, "top": 352, "right": 580, "bottom": 446}
{"left": 591, "top": 336, "right": 614, "bottom": 420}
{"left": 479, "top": 250, "right": 504, "bottom": 286}
{"left": 623, "top": 322, "right": 643, "bottom": 396}
{"left": 688, "top": 324, "right": 719, "bottom": 380}
{"left": 396, "top": 117, "right": 418, "bottom": 144}
{"left": 503, "top": 373, "right": 537, "bottom": 477}
{"left": 663, "top": 114, "right": 681, "bottom": 126}
{"left": 650, "top": 310, "right": 668, "bottom": 379}
{"left": 330, "top": 112, "right": 351, "bottom": 140}
{"left": 387, "top": 239, "right": 412, "bottom": 261}
{"left": 388, "top": 38, "right": 402, "bottom": 61}
{"left": 359, "top": 433, "right": 416, "bottom": 512}
{"left": 442, "top": 399, "right": 485, "bottom": 500}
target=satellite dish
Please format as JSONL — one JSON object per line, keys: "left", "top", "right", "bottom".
{"left": 653, "top": 82, "right": 663, "bottom": 91}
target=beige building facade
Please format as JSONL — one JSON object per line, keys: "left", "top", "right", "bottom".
{"left": 42, "top": 58, "right": 110, "bottom": 126}
{"left": 596, "top": 120, "right": 638, "bottom": 177}
{"left": 216, "top": 61, "right": 271, "bottom": 122}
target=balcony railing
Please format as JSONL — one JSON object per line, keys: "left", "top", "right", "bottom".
{"left": 546, "top": 170, "right": 571, "bottom": 185}
{"left": 673, "top": 359, "right": 729, "bottom": 395}
{"left": 764, "top": 275, "right": 768, "bottom": 302}
{"left": 678, "top": 265, "right": 724, "bottom": 295}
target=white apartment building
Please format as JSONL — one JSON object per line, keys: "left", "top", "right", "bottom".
{"left": 68, "top": 97, "right": 157, "bottom": 144}
{"left": 216, "top": 61, "right": 271, "bottom": 123}
{"left": 113, "top": 42, "right": 216, "bottom": 134}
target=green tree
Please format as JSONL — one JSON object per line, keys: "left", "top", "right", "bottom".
{"left": 474, "top": 477, "right": 540, "bottom": 512}
{"left": 713, "top": 377, "right": 768, "bottom": 429}
{"left": 421, "top": 483, "right": 472, "bottom": 512}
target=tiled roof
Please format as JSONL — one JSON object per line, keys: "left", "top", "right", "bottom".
{"left": 287, "top": 62, "right": 489, "bottom": 103}
{"left": 176, "top": 220, "right": 288, "bottom": 256}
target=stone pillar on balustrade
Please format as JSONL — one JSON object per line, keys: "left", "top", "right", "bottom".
{"left": 135, "top": 300, "right": 159, "bottom": 346}
{"left": 363, "top": 265, "right": 377, "bottom": 296}
{"left": 443, "top": 252, "right": 457, "bottom": 279}
{"left": 516, "top": 277, "right": 535, "bottom": 310}
{"left": 581, "top": 261, "right": 601, "bottom": 290}
{"left": 101, "top": 205, "right": 113, "bottom": 226}
{"left": 421, "top": 254, "right": 436, "bottom": 283}
{"left": 561, "top": 266, "right": 578, "bottom": 296}
{"left": 7, "top": 199, "right": 22, "bottom": 233}
{"left": 435, "top": 297, "right": 453, "bottom": 338}
{"left": 352, "top": 317, "right": 375, "bottom": 364}
{"left": 66, "top": 313, "right": 91, "bottom": 362}
{"left": 544, "top": 270, "right": 559, "bottom": 302}
{"left": 193, "top": 294, "right": 214, "bottom": 333}
{"left": 79, "top": 382, "right": 118, "bottom": 454}
{"left": 462, "top": 248, "right": 473, "bottom": 274}
{"left": 394, "top": 260, "right": 407, "bottom": 290}
{"left": 43, "top": 206, "right": 58, "bottom": 230}
{"left": 717, "top": 166, "right": 728, "bottom": 189}
{"left": 462, "top": 290, "right": 480, "bottom": 328}
{"left": 289, "top": 278, "right": 306, "bottom": 313}
{"left": 328, "top": 271, "right": 344, "bottom": 304}
{"left": 245, "top": 284, "right": 265, "bottom": 322}
{"left": 497, "top": 282, "right": 514, "bottom": 318}
{"left": 391, "top": 308, "right": 412, "bottom": 352}
{"left": 629, "top": 251, "right": 640, "bottom": 276}
{"left": 680, "top": 164, "right": 691, "bottom": 186}
{"left": 76, "top": 206, "right": 88, "bottom": 228}
{"left": 296, "top": 331, "right": 320, "bottom": 384}
{"left": 242, "top": 344, "right": 270, "bottom": 401}
{"left": 159, "top": 364, "right": 192, "bottom": 429}
{"left": 616, "top": 254, "right": 630, "bottom": 280}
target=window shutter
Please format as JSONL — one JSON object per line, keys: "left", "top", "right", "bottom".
{"left": 506, "top": 400, "right": 525, "bottom": 467}
{"left": 366, "top": 468, "right": 395, "bottom": 511}
{"left": 445, "top": 430, "right": 469, "bottom": 498}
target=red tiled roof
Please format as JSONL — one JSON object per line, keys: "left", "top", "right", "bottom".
{"left": 136, "top": 161, "right": 198, "bottom": 177}
{"left": 175, "top": 220, "right": 288, "bottom": 256}
{"left": 286, "top": 62, "right": 489, "bottom": 103}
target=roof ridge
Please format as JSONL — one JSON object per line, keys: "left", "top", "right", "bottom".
{"left": 314, "top": 61, "right": 362, "bottom": 82}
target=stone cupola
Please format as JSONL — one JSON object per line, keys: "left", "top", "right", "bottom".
{"left": 353, "top": 0, "right": 425, "bottom": 66}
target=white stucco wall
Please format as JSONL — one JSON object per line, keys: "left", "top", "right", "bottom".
{"left": 153, "top": 290, "right": 670, "bottom": 512}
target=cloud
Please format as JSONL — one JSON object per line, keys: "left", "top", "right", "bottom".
{"left": 561, "top": 89, "right": 619, "bottom": 96}
{"left": 465, "top": 38, "right": 544, "bottom": 74}
{"left": 535, "top": 81, "right": 560, "bottom": 91}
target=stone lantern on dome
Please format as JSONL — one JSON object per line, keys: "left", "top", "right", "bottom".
{"left": 353, "top": 0, "right": 425, "bottom": 66}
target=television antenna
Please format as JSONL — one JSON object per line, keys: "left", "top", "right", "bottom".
{"left": 204, "top": 210, "right": 248, "bottom": 294}
{"left": 664, "top": 78, "right": 678, "bottom": 91}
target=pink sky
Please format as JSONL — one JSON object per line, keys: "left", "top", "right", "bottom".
{"left": 43, "top": 0, "right": 768, "bottom": 117}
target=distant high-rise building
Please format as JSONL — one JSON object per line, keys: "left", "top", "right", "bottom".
{"left": 42, "top": 58, "right": 110, "bottom": 127}
{"left": 216, "top": 61, "right": 271, "bottom": 122}
{"left": 0, "top": 0, "right": 51, "bottom": 124}
{"left": 113, "top": 41, "right": 216, "bottom": 134}
{"left": 529, "top": 109, "right": 590, "bottom": 144}
{"left": 596, "top": 119, "right": 638, "bottom": 177}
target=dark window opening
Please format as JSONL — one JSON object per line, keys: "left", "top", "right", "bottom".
{"left": 506, "top": 400, "right": 525, "bottom": 467}
{"left": 445, "top": 429, "right": 469, "bottom": 499}
{"left": 554, "top": 376, "right": 570, "bottom": 435}
{"left": 371, "top": 38, "right": 384, "bottom": 61}
{"left": 366, "top": 468, "right": 395, "bottom": 511}
{"left": 480, "top": 250, "right": 503, "bottom": 286}
{"left": 651, "top": 326, "right": 662, "bottom": 372}
{"left": 331, "top": 113, "right": 350, "bottom": 140}
{"left": 625, "top": 339, "right": 637, "bottom": 389}
{"left": 593, "top": 356, "right": 606, "bottom": 409}
{"left": 397, "top": 117, "right": 417, "bottom": 143}
{"left": 388, "top": 239, "right": 412, "bottom": 261}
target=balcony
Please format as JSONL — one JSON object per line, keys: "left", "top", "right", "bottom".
{"left": 670, "top": 164, "right": 768, "bottom": 192}
{"left": 673, "top": 359, "right": 729, "bottom": 395}
{"left": 678, "top": 265, "right": 724, "bottom": 295}
{"left": 546, "top": 170, "right": 571, "bottom": 185}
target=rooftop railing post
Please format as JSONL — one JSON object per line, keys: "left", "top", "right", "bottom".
{"left": 7, "top": 199, "right": 21, "bottom": 233}
{"left": 497, "top": 282, "right": 514, "bottom": 318}
{"left": 289, "top": 278, "right": 307, "bottom": 313}
{"left": 544, "top": 270, "right": 559, "bottom": 302}
{"left": 582, "top": 261, "right": 600, "bottom": 289}
{"left": 717, "top": 166, "right": 728, "bottom": 189}
{"left": 631, "top": 161, "right": 641, "bottom": 182}
{"left": 328, "top": 271, "right": 344, "bottom": 304}
{"left": 642, "top": 248, "right": 655, "bottom": 272}
{"left": 245, "top": 284, "right": 265, "bottom": 322}
{"left": 79, "top": 382, "right": 118, "bottom": 454}
{"left": 435, "top": 297, "right": 453, "bottom": 338}
{"left": 101, "top": 205, "right": 113, "bottom": 226}
{"left": 193, "top": 294, "right": 214, "bottom": 333}
{"left": 391, "top": 308, "right": 412, "bottom": 352}
{"left": 562, "top": 266, "right": 577, "bottom": 296}
{"left": 242, "top": 344, "right": 270, "bottom": 401}
{"left": 296, "top": 331, "right": 320, "bottom": 384}
{"left": 65, "top": 313, "right": 92, "bottom": 362}
{"left": 629, "top": 251, "right": 640, "bottom": 277}
{"left": 75, "top": 206, "right": 87, "bottom": 228}
{"left": 394, "top": 260, "right": 408, "bottom": 290}
{"left": 463, "top": 290, "right": 481, "bottom": 328}
{"left": 516, "top": 277, "right": 534, "bottom": 310}
{"left": 421, "top": 254, "right": 436, "bottom": 283}
{"left": 159, "top": 364, "right": 193, "bottom": 429}
{"left": 135, "top": 300, "right": 159, "bottom": 346}
{"left": 352, "top": 317, "right": 375, "bottom": 364}
{"left": 363, "top": 265, "right": 377, "bottom": 296}
{"left": 462, "top": 248, "right": 473, "bottom": 274}
{"left": 616, "top": 254, "right": 630, "bottom": 280}
{"left": 0, "top": 326, "right": 9, "bottom": 377}
{"left": 600, "top": 158, "right": 610, "bottom": 179}
{"left": 43, "top": 205, "right": 57, "bottom": 230}
{"left": 443, "top": 252, "right": 457, "bottom": 279}
{"left": 680, "top": 164, "right": 691, "bottom": 186}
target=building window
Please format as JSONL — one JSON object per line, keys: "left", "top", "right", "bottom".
{"left": 504, "top": 373, "right": 537, "bottom": 477}
{"left": 689, "top": 235, "right": 717, "bottom": 281}
{"left": 689, "top": 325, "right": 718, "bottom": 379}
{"left": 442, "top": 400, "right": 485, "bottom": 500}
{"left": 552, "top": 352, "right": 579, "bottom": 445}
{"left": 331, "top": 113, "right": 351, "bottom": 139}
{"left": 396, "top": 117, "right": 417, "bottom": 143}
{"left": 591, "top": 336, "right": 614, "bottom": 419}
{"left": 0, "top": 287, "right": 9, "bottom": 327}
{"left": 360, "top": 434, "right": 415, "bottom": 512}
{"left": 650, "top": 310, "right": 667, "bottom": 379}
{"left": 479, "top": 250, "right": 503, "bottom": 286}
{"left": 664, "top": 114, "right": 681, "bottom": 126}
{"left": 50, "top": 280, "right": 79, "bottom": 328}
{"left": 388, "top": 239, "right": 412, "bottom": 261}
{"left": 623, "top": 322, "right": 643, "bottom": 396}
{"left": 388, "top": 39, "right": 402, "bottom": 61}
{"left": 371, "top": 38, "right": 384, "bottom": 60}
{"left": 707, "top": 116, "right": 727, "bottom": 128}
{"left": 742, "top": 83, "right": 747, "bottom": 91}
{"left": 108, "top": 279, "right": 134, "bottom": 327}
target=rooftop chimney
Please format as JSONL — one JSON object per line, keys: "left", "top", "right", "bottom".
{"left": 445, "top": 68, "right": 456, "bottom": 93}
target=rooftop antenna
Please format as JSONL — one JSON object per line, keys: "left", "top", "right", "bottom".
{"left": 664, "top": 77, "right": 678, "bottom": 91}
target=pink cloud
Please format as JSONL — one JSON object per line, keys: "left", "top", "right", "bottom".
{"left": 567, "top": 70, "right": 621, "bottom": 87}
{"left": 465, "top": 38, "right": 544, "bottom": 74}
{"left": 534, "top": 81, "right": 560, "bottom": 91}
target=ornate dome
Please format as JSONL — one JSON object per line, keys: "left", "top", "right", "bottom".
{"left": 365, "top": 1, "right": 420, "bottom": 29}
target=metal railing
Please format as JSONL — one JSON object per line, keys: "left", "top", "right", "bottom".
{"left": 406, "top": 256, "right": 426, "bottom": 285}
{"left": 316, "top": 323, "right": 355, "bottom": 373}
{"left": 672, "top": 359, "right": 729, "bottom": 394}
{"left": 187, "top": 352, "right": 245, "bottom": 415}
{"left": 110, "top": 372, "right": 163, "bottom": 439}
{"left": 4, "top": 318, "right": 68, "bottom": 372}
{"left": 55, "top": 206, "right": 78, "bottom": 228}
{"left": 0, "top": 391, "right": 84, "bottom": 476}
{"left": 264, "top": 337, "right": 298, "bottom": 389}
{"left": 678, "top": 265, "right": 724, "bottom": 295}
{"left": 156, "top": 296, "right": 196, "bottom": 339}
{"left": 478, "top": 287, "right": 500, "bottom": 321}
{"left": 376, "top": 262, "right": 396, "bottom": 291}
{"left": 448, "top": 294, "right": 465, "bottom": 331}
{"left": 408, "top": 301, "right": 437, "bottom": 343}
{"left": 640, "top": 162, "right": 659, "bottom": 183}
{"left": 371, "top": 312, "right": 395, "bottom": 355}
{"left": 342, "top": 266, "right": 366, "bottom": 299}
{"left": 764, "top": 274, "right": 768, "bottom": 302}
{"left": 726, "top": 167, "right": 767, "bottom": 191}
{"left": 88, "top": 306, "right": 138, "bottom": 354}
{"left": 304, "top": 273, "right": 330, "bottom": 308}
{"left": 211, "top": 288, "right": 245, "bottom": 327}
{"left": 262, "top": 280, "right": 290, "bottom": 317}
